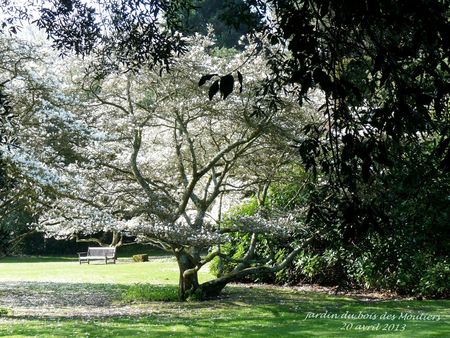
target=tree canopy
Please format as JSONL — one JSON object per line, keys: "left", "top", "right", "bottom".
{"left": 1, "top": 31, "right": 311, "bottom": 299}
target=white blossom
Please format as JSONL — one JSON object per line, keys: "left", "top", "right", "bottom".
{"left": 3, "top": 33, "right": 309, "bottom": 248}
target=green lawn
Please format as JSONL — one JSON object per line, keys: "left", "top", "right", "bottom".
{"left": 0, "top": 256, "right": 448, "bottom": 337}
{"left": 0, "top": 255, "right": 212, "bottom": 284}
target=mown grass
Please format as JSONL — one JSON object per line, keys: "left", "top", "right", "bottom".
{"left": 0, "top": 255, "right": 213, "bottom": 285}
{"left": 1, "top": 290, "right": 449, "bottom": 338}
{"left": 0, "top": 257, "right": 448, "bottom": 337}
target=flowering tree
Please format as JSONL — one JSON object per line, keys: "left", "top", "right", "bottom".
{"left": 0, "top": 36, "right": 53, "bottom": 250}
{"left": 3, "top": 33, "right": 310, "bottom": 299}
{"left": 0, "top": 35, "right": 70, "bottom": 253}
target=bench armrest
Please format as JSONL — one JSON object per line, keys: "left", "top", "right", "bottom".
{"left": 77, "top": 252, "right": 88, "bottom": 257}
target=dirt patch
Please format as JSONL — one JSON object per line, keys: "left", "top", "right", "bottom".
{"left": 0, "top": 282, "right": 118, "bottom": 308}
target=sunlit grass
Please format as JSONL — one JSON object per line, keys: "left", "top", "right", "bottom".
{"left": 0, "top": 257, "right": 448, "bottom": 337}
{"left": 0, "top": 256, "right": 213, "bottom": 284}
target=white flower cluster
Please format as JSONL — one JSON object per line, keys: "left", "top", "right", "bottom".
{"left": 127, "top": 216, "right": 226, "bottom": 247}
{"left": 0, "top": 144, "right": 71, "bottom": 189}
{"left": 39, "top": 199, "right": 123, "bottom": 239}
{"left": 33, "top": 99, "right": 92, "bottom": 137}
{"left": 229, "top": 212, "right": 301, "bottom": 238}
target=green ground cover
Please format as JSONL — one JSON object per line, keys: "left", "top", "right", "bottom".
{"left": 0, "top": 256, "right": 448, "bottom": 337}
{"left": 0, "top": 255, "right": 213, "bottom": 285}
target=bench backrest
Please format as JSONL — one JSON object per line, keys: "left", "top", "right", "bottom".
{"left": 87, "top": 247, "right": 116, "bottom": 257}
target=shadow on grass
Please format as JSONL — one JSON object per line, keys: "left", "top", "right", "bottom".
{"left": 3, "top": 305, "right": 449, "bottom": 338}
{"left": 0, "top": 256, "right": 79, "bottom": 263}
{"left": 1, "top": 282, "right": 449, "bottom": 337}
{"left": 117, "top": 244, "right": 169, "bottom": 258}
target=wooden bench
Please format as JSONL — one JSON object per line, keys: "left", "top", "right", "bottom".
{"left": 78, "top": 247, "right": 117, "bottom": 264}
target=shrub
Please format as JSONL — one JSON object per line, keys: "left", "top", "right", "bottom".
{"left": 211, "top": 153, "right": 450, "bottom": 298}
{"left": 132, "top": 254, "right": 149, "bottom": 262}
{"left": 418, "top": 259, "right": 450, "bottom": 298}
{"left": 0, "top": 308, "right": 10, "bottom": 316}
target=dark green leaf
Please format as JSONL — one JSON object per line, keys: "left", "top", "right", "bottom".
{"left": 440, "top": 148, "right": 450, "bottom": 172}
{"left": 220, "top": 74, "right": 234, "bottom": 99}
{"left": 313, "top": 68, "right": 333, "bottom": 92}
{"left": 436, "top": 137, "right": 450, "bottom": 158}
{"left": 198, "top": 74, "right": 218, "bottom": 87}
{"left": 208, "top": 80, "right": 220, "bottom": 100}
{"left": 362, "top": 156, "right": 372, "bottom": 183}
{"left": 237, "top": 71, "right": 243, "bottom": 93}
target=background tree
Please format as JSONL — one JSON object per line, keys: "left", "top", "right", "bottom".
{"left": 0, "top": 36, "right": 44, "bottom": 254}
{"left": 239, "top": 0, "right": 450, "bottom": 233}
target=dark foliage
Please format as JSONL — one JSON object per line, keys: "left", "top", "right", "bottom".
{"left": 214, "top": 156, "right": 449, "bottom": 297}
{"left": 179, "top": 0, "right": 262, "bottom": 48}
{"left": 199, "top": 72, "right": 241, "bottom": 100}
{"left": 237, "top": 0, "right": 450, "bottom": 243}
{"left": 210, "top": 0, "right": 450, "bottom": 296}
{"left": 0, "top": 86, "right": 15, "bottom": 147}
{"left": 0, "top": 0, "right": 30, "bottom": 35}
{"left": 39, "top": 0, "right": 192, "bottom": 71}
{"left": 2, "top": 0, "right": 193, "bottom": 72}
{"left": 0, "top": 86, "right": 17, "bottom": 226}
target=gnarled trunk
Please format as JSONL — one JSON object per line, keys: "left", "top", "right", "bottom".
{"left": 176, "top": 250, "right": 199, "bottom": 301}
{"left": 175, "top": 248, "right": 228, "bottom": 300}
{"left": 174, "top": 243, "right": 303, "bottom": 301}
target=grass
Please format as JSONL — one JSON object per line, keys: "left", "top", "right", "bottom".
{"left": 0, "top": 255, "right": 212, "bottom": 285}
{"left": 122, "top": 284, "right": 179, "bottom": 302}
{"left": 0, "top": 256, "right": 448, "bottom": 337}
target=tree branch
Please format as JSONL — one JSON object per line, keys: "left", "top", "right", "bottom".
{"left": 200, "top": 246, "right": 303, "bottom": 288}
{"left": 72, "top": 234, "right": 108, "bottom": 247}
{"left": 233, "top": 232, "right": 258, "bottom": 272}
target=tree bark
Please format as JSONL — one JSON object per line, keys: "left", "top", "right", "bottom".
{"left": 175, "top": 250, "right": 200, "bottom": 301}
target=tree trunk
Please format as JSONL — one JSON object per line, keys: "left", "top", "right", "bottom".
{"left": 111, "top": 231, "right": 122, "bottom": 247}
{"left": 176, "top": 250, "right": 199, "bottom": 301}
{"left": 173, "top": 245, "right": 302, "bottom": 301}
